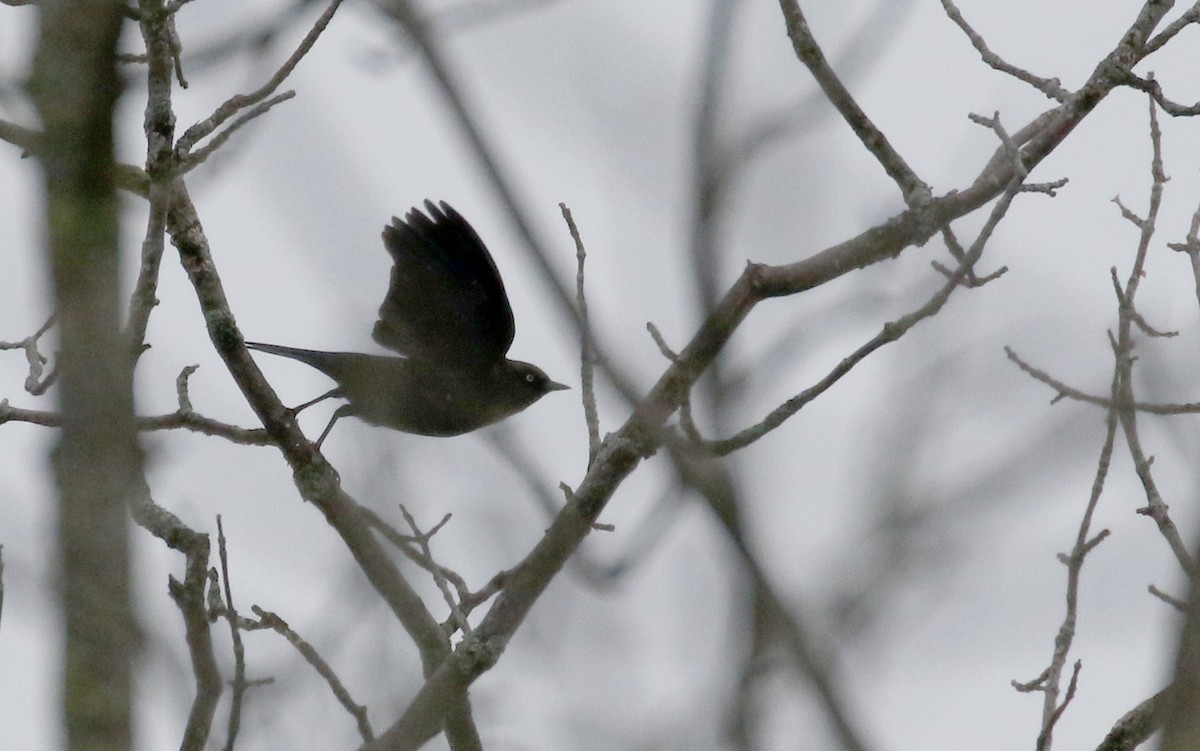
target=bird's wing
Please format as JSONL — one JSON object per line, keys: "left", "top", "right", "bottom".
{"left": 372, "top": 200, "right": 516, "bottom": 367}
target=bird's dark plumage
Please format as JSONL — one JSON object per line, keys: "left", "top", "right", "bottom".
{"left": 373, "top": 201, "right": 514, "bottom": 367}
{"left": 247, "top": 200, "right": 567, "bottom": 447}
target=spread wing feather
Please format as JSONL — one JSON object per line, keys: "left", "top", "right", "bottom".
{"left": 372, "top": 200, "right": 515, "bottom": 367}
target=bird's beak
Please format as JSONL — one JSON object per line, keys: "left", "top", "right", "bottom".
{"left": 546, "top": 380, "right": 570, "bottom": 392}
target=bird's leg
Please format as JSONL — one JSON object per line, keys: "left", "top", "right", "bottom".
{"left": 313, "top": 404, "right": 353, "bottom": 450}
{"left": 291, "top": 387, "right": 342, "bottom": 416}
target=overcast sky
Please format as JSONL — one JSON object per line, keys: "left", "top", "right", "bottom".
{"left": 3, "top": 1, "right": 1200, "bottom": 749}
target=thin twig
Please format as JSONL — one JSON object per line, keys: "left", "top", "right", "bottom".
{"left": 723, "top": 0, "right": 918, "bottom": 178}
{"left": 1120, "top": 73, "right": 1200, "bottom": 117}
{"left": 646, "top": 323, "right": 703, "bottom": 444}
{"left": 175, "top": 0, "right": 343, "bottom": 155}
{"left": 1004, "top": 348, "right": 1200, "bottom": 414}
{"left": 249, "top": 606, "right": 374, "bottom": 742}
{"left": 1167, "top": 190, "right": 1200, "bottom": 312}
{"left": 0, "top": 401, "right": 275, "bottom": 444}
{"left": 399, "top": 506, "right": 469, "bottom": 635}
{"left": 560, "top": 203, "right": 601, "bottom": 463}
{"left": 940, "top": 0, "right": 1070, "bottom": 101}
{"left": 1036, "top": 661, "right": 1084, "bottom": 751}
{"left": 778, "top": 0, "right": 930, "bottom": 206}
{"left": 216, "top": 517, "right": 251, "bottom": 751}
{"left": 0, "top": 314, "right": 57, "bottom": 395}
{"left": 179, "top": 91, "right": 296, "bottom": 172}
{"left": 1149, "top": 585, "right": 1187, "bottom": 612}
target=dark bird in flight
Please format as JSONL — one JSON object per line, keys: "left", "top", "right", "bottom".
{"left": 247, "top": 200, "right": 568, "bottom": 448}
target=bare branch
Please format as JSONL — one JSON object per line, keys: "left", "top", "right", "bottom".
{"left": 724, "top": 0, "right": 918, "bottom": 176}
{"left": 1146, "top": 5, "right": 1200, "bottom": 53}
{"left": 777, "top": 0, "right": 930, "bottom": 206}
{"left": 1096, "top": 687, "right": 1170, "bottom": 751}
{"left": 124, "top": 476, "right": 219, "bottom": 749}
{"left": 127, "top": 0, "right": 182, "bottom": 360}
{"left": 0, "top": 314, "right": 57, "bottom": 394}
{"left": 1003, "top": 348, "right": 1200, "bottom": 415}
{"left": 178, "top": 92, "right": 296, "bottom": 172}
{"left": 175, "top": 0, "right": 344, "bottom": 155}
{"left": 399, "top": 506, "right": 469, "bottom": 636}
{"left": 940, "top": 0, "right": 1070, "bottom": 101}
{"left": 249, "top": 606, "right": 374, "bottom": 742}
{"left": 1150, "top": 585, "right": 1187, "bottom": 612}
{"left": 560, "top": 203, "right": 601, "bottom": 463}
{"left": 0, "top": 399, "right": 276, "bottom": 445}
{"left": 1121, "top": 72, "right": 1200, "bottom": 117}
{"left": 1169, "top": 189, "right": 1200, "bottom": 312}
{"left": 214, "top": 517, "right": 253, "bottom": 751}
{"left": 1037, "top": 661, "right": 1083, "bottom": 751}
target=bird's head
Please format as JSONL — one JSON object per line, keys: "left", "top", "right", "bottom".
{"left": 498, "top": 359, "right": 570, "bottom": 411}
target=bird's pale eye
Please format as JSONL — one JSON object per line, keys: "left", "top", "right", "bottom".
{"left": 525, "top": 373, "right": 536, "bottom": 383}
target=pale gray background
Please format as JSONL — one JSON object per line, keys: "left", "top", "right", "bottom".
{"left": 2, "top": 1, "right": 1198, "bottom": 749}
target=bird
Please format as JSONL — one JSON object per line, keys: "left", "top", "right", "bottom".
{"left": 246, "top": 200, "right": 568, "bottom": 448}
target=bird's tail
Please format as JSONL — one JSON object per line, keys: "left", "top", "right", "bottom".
{"left": 245, "top": 342, "right": 359, "bottom": 378}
